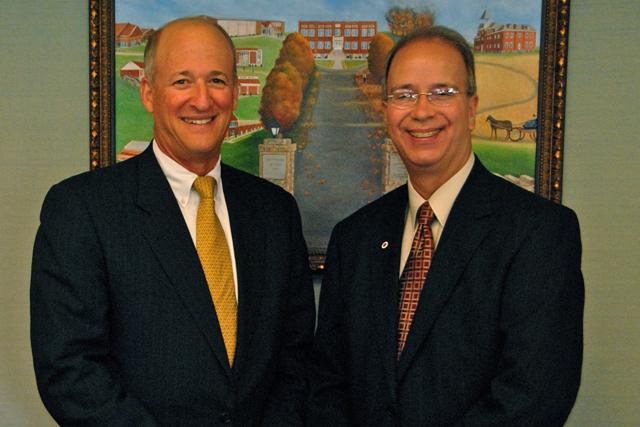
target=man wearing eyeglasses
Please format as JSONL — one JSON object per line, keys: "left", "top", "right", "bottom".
{"left": 307, "top": 26, "right": 584, "bottom": 426}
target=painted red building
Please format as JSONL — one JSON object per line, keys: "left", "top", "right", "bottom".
{"left": 115, "top": 23, "right": 145, "bottom": 47}
{"left": 226, "top": 114, "right": 263, "bottom": 139}
{"left": 237, "top": 76, "right": 261, "bottom": 96}
{"left": 298, "top": 21, "right": 377, "bottom": 58}
{"left": 474, "top": 22, "right": 536, "bottom": 53}
{"left": 119, "top": 61, "right": 145, "bottom": 81}
{"left": 236, "top": 48, "right": 263, "bottom": 67}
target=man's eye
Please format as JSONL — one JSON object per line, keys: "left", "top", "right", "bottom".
{"left": 173, "top": 79, "right": 188, "bottom": 86}
{"left": 432, "top": 88, "right": 454, "bottom": 97}
{"left": 395, "top": 92, "right": 415, "bottom": 100}
{"left": 210, "top": 77, "right": 227, "bottom": 85}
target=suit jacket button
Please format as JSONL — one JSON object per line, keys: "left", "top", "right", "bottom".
{"left": 219, "top": 412, "right": 232, "bottom": 424}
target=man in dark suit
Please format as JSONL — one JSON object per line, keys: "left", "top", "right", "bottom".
{"left": 31, "top": 16, "right": 315, "bottom": 426}
{"left": 307, "top": 26, "right": 584, "bottom": 426}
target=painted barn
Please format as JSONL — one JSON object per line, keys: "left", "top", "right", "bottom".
{"left": 237, "top": 76, "right": 261, "bottom": 96}
{"left": 119, "top": 61, "right": 145, "bottom": 81}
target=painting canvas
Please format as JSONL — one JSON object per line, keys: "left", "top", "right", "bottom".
{"left": 90, "top": 0, "right": 570, "bottom": 269}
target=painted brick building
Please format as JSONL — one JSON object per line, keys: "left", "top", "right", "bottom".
{"left": 218, "top": 19, "right": 284, "bottom": 37}
{"left": 298, "top": 21, "right": 377, "bottom": 58}
{"left": 236, "top": 48, "right": 263, "bottom": 67}
{"left": 474, "top": 22, "right": 536, "bottom": 53}
{"left": 237, "top": 76, "right": 261, "bottom": 96}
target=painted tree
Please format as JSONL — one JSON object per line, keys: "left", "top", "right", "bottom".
{"left": 275, "top": 60, "right": 304, "bottom": 96}
{"left": 259, "top": 32, "right": 315, "bottom": 133}
{"left": 367, "top": 32, "right": 394, "bottom": 84}
{"left": 276, "top": 32, "right": 315, "bottom": 86}
{"left": 259, "top": 66, "right": 302, "bottom": 132}
{"left": 415, "top": 10, "right": 434, "bottom": 30}
{"left": 385, "top": 6, "right": 434, "bottom": 36}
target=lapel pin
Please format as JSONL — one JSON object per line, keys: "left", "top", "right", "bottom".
{"left": 381, "top": 241, "right": 389, "bottom": 249}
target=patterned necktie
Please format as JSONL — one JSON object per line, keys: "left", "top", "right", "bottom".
{"left": 193, "top": 176, "right": 237, "bottom": 366}
{"left": 397, "top": 201, "right": 435, "bottom": 359}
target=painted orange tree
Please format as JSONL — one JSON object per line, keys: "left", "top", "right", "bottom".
{"left": 259, "top": 33, "right": 315, "bottom": 132}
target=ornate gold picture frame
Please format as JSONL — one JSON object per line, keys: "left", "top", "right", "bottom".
{"left": 89, "top": 0, "right": 570, "bottom": 269}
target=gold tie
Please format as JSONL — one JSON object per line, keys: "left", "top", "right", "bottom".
{"left": 193, "top": 176, "right": 237, "bottom": 366}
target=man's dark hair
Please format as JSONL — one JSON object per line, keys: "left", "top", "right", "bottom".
{"left": 382, "top": 25, "right": 477, "bottom": 97}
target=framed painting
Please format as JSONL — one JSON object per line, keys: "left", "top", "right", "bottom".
{"left": 89, "top": 0, "right": 570, "bottom": 271}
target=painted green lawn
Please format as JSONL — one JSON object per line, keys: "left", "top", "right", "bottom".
{"left": 472, "top": 137, "right": 535, "bottom": 177}
{"left": 233, "top": 36, "right": 283, "bottom": 86}
{"left": 116, "top": 44, "right": 146, "bottom": 54}
{"left": 115, "top": 54, "right": 152, "bottom": 154}
{"left": 315, "top": 60, "right": 335, "bottom": 68}
{"left": 343, "top": 60, "right": 367, "bottom": 69}
{"left": 235, "top": 96, "right": 261, "bottom": 120}
{"left": 220, "top": 129, "right": 270, "bottom": 175}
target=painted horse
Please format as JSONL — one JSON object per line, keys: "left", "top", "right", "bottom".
{"left": 486, "top": 115, "right": 513, "bottom": 140}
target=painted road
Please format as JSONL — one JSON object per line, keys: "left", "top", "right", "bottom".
{"left": 293, "top": 68, "right": 385, "bottom": 252}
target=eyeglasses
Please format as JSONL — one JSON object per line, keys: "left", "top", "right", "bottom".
{"left": 385, "top": 87, "right": 462, "bottom": 109}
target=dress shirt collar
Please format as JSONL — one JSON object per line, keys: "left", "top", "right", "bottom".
{"left": 152, "top": 140, "right": 222, "bottom": 207}
{"left": 406, "top": 153, "right": 475, "bottom": 228}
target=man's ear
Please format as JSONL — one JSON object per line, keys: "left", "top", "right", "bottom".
{"left": 140, "top": 77, "right": 154, "bottom": 113}
{"left": 468, "top": 94, "right": 479, "bottom": 130}
{"left": 232, "top": 80, "right": 239, "bottom": 111}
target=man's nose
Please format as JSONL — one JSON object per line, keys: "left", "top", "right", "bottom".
{"left": 191, "top": 81, "right": 212, "bottom": 110}
{"left": 411, "top": 93, "right": 436, "bottom": 119}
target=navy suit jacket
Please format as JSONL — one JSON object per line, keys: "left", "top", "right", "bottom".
{"left": 307, "top": 159, "right": 584, "bottom": 426}
{"left": 31, "top": 146, "right": 316, "bottom": 426}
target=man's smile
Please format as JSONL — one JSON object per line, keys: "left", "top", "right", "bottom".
{"left": 182, "top": 117, "right": 214, "bottom": 125}
{"left": 407, "top": 128, "right": 442, "bottom": 138}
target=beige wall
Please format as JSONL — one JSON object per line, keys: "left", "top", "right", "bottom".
{"left": 0, "top": 0, "right": 638, "bottom": 425}
{"left": 1, "top": 1, "right": 86, "bottom": 425}
{"left": 563, "top": 1, "right": 640, "bottom": 425}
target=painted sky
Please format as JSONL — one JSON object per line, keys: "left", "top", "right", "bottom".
{"left": 116, "top": 0, "right": 542, "bottom": 43}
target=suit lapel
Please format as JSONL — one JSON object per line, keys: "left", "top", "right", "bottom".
{"left": 397, "top": 160, "right": 500, "bottom": 379}
{"left": 133, "top": 147, "right": 233, "bottom": 377}
{"left": 220, "top": 165, "right": 265, "bottom": 375}
{"left": 368, "top": 186, "right": 408, "bottom": 395}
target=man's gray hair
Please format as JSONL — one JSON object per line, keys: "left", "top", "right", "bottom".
{"left": 382, "top": 25, "right": 477, "bottom": 98}
{"left": 143, "top": 15, "right": 237, "bottom": 83}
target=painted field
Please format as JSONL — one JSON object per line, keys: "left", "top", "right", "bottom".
{"left": 474, "top": 51, "right": 540, "bottom": 140}
{"left": 472, "top": 137, "right": 535, "bottom": 178}
{"left": 115, "top": 53, "right": 151, "bottom": 154}
{"left": 220, "top": 130, "right": 268, "bottom": 175}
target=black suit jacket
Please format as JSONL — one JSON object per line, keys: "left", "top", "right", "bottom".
{"left": 31, "top": 147, "right": 316, "bottom": 426}
{"left": 307, "top": 159, "right": 584, "bottom": 426}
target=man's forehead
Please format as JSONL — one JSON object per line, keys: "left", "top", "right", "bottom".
{"left": 158, "top": 22, "right": 228, "bottom": 51}
{"left": 395, "top": 38, "right": 460, "bottom": 61}
{"left": 388, "top": 39, "right": 466, "bottom": 78}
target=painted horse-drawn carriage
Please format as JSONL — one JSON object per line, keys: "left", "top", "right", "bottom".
{"left": 486, "top": 115, "right": 537, "bottom": 142}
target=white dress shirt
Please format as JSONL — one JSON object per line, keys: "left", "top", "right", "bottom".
{"left": 153, "top": 142, "right": 239, "bottom": 297}
{"left": 399, "top": 154, "right": 475, "bottom": 275}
